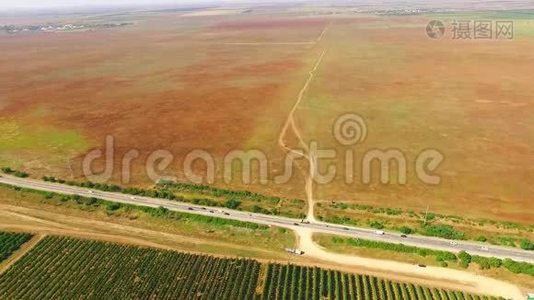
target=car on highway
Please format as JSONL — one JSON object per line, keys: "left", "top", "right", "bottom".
{"left": 130, "top": 196, "right": 136, "bottom": 200}
{"left": 187, "top": 207, "right": 193, "bottom": 211}
{"left": 224, "top": 212, "right": 230, "bottom": 216}
{"left": 418, "top": 264, "right": 427, "bottom": 268}
{"left": 400, "top": 234, "right": 408, "bottom": 238}
{"left": 293, "top": 223, "right": 299, "bottom": 226}
{"left": 450, "top": 241, "right": 458, "bottom": 246}
{"left": 374, "top": 230, "right": 385, "bottom": 235}
{"left": 481, "top": 246, "right": 489, "bottom": 251}
{"left": 88, "top": 190, "right": 94, "bottom": 194}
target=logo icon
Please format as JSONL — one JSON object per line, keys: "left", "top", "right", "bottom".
{"left": 426, "top": 20, "right": 445, "bottom": 39}
{"left": 496, "top": 21, "right": 514, "bottom": 39}
{"left": 333, "top": 113, "right": 367, "bottom": 146}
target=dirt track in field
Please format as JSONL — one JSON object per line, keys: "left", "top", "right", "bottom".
{"left": 277, "top": 22, "right": 329, "bottom": 222}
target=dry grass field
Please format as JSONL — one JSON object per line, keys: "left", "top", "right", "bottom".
{"left": 296, "top": 13, "right": 534, "bottom": 223}
{"left": 0, "top": 8, "right": 533, "bottom": 223}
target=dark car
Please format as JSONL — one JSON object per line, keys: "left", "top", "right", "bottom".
{"left": 401, "top": 234, "right": 407, "bottom": 238}
{"left": 418, "top": 264, "right": 427, "bottom": 268}
{"left": 188, "top": 207, "right": 193, "bottom": 211}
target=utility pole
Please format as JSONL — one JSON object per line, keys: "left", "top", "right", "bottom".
{"left": 423, "top": 204, "right": 430, "bottom": 226}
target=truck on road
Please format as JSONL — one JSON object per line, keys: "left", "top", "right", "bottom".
{"left": 285, "top": 248, "right": 304, "bottom": 255}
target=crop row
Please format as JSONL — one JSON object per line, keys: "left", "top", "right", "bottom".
{"left": 0, "top": 236, "right": 260, "bottom": 299}
{"left": 0, "top": 231, "right": 32, "bottom": 263}
{"left": 0, "top": 235, "right": 503, "bottom": 300}
{"left": 257, "top": 264, "right": 502, "bottom": 300}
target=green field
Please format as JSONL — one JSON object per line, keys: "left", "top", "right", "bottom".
{"left": 260, "top": 264, "right": 500, "bottom": 300}
{"left": 0, "top": 232, "right": 32, "bottom": 263}
{"left": 0, "top": 235, "right": 496, "bottom": 299}
{"left": 0, "top": 236, "right": 261, "bottom": 299}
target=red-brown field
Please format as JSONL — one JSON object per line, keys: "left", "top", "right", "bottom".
{"left": 295, "top": 14, "right": 534, "bottom": 223}
{"left": 0, "top": 12, "right": 324, "bottom": 191}
{"left": 0, "top": 8, "right": 533, "bottom": 223}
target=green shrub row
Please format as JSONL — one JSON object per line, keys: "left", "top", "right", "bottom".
{"left": 420, "top": 224, "right": 465, "bottom": 240}
{"left": 320, "top": 214, "right": 467, "bottom": 241}
{"left": 471, "top": 255, "right": 534, "bottom": 276}
{"left": 41, "top": 177, "right": 306, "bottom": 218}
{"left": 1, "top": 183, "right": 268, "bottom": 231}
{"left": 326, "top": 200, "right": 534, "bottom": 235}
{"left": 1, "top": 167, "right": 29, "bottom": 178}
{"left": 331, "top": 236, "right": 534, "bottom": 277}
{"left": 332, "top": 237, "right": 457, "bottom": 263}
{"left": 158, "top": 180, "right": 282, "bottom": 204}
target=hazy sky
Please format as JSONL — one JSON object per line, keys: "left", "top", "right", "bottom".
{"left": 2, "top": 0, "right": 529, "bottom": 11}
{"left": 0, "top": 0, "right": 235, "bottom": 10}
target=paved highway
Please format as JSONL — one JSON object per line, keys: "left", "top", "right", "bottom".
{"left": 1, "top": 174, "right": 533, "bottom": 263}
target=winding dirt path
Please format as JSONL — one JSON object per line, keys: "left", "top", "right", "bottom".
{"left": 277, "top": 49, "right": 326, "bottom": 222}
{"left": 277, "top": 24, "right": 330, "bottom": 222}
